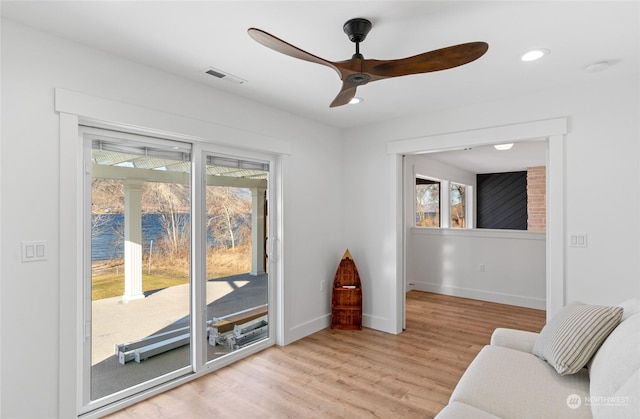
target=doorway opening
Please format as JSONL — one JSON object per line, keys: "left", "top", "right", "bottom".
{"left": 387, "top": 117, "right": 568, "bottom": 330}
{"left": 403, "top": 140, "right": 547, "bottom": 310}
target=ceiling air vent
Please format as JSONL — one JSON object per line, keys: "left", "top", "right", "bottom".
{"left": 204, "top": 67, "right": 246, "bottom": 85}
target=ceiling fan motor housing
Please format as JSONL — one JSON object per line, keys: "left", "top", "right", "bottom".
{"left": 343, "top": 18, "right": 372, "bottom": 43}
{"left": 346, "top": 73, "right": 371, "bottom": 86}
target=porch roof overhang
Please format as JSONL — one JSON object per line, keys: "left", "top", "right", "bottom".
{"left": 92, "top": 148, "right": 267, "bottom": 188}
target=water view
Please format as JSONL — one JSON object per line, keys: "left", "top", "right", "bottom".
{"left": 92, "top": 213, "right": 167, "bottom": 261}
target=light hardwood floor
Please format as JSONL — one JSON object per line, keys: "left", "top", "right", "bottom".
{"left": 105, "top": 291, "right": 546, "bottom": 418}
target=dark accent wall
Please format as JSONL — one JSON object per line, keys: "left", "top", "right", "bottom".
{"left": 477, "top": 171, "right": 527, "bottom": 230}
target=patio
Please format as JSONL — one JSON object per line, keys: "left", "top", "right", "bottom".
{"left": 91, "top": 273, "right": 268, "bottom": 400}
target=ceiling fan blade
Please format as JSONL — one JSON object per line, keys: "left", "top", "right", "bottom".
{"left": 363, "top": 42, "right": 489, "bottom": 78}
{"left": 249, "top": 23, "right": 488, "bottom": 108}
{"left": 248, "top": 28, "right": 340, "bottom": 75}
{"left": 330, "top": 83, "right": 358, "bottom": 108}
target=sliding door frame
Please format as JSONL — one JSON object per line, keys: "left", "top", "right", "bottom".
{"left": 80, "top": 127, "right": 196, "bottom": 414}
{"left": 193, "top": 143, "right": 279, "bottom": 371}
{"left": 57, "top": 88, "right": 288, "bottom": 418}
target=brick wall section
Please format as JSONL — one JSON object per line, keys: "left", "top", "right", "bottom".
{"left": 527, "top": 166, "right": 546, "bottom": 232}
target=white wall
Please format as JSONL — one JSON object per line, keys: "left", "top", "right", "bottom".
{"left": 408, "top": 153, "right": 476, "bottom": 187}
{"left": 407, "top": 229, "right": 545, "bottom": 309}
{"left": 1, "top": 20, "right": 343, "bottom": 418}
{"left": 343, "top": 72, "right": 639, "bottom": 332}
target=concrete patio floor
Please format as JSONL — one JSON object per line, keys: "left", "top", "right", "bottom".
{"left": 90, "top": 273, "right": 268, "bottom": 399}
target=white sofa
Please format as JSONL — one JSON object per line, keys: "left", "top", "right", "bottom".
{"left": 436, "top": 299, "right": 640, "bottom": 419}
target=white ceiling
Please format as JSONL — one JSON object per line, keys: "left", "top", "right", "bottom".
{"left": 2, "top": 1, "right": 638, "bottom": 171}
{"left": 422, "top": 138, "right": 547, "bottom": 174}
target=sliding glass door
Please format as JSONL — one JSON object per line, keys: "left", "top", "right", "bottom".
{"left": 85, "top": 131, "right": 193, "bottom": 405}
{"left": 203, "top": 155, "right": 270, "bottom": 362}
{"left": 80, "top": 129, "right": 276, "bottom": 414}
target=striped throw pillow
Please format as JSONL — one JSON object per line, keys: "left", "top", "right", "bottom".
{"left": 532, "top": 302, "right": 623, "bottom": 375}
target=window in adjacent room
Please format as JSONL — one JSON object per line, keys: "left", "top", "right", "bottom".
{"left": 416, "top": 178, "right": 440, "bottom": 227}
{"left": 450, "top": 182, "right": 466, "bottom": 228}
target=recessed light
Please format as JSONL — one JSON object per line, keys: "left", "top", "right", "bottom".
{"left": 521, "top": 48, "right": 550, "bottom": 62}
{"left": 349, "top": 97, "right": 363, "bottom": 105}
{"left": 494, "top": 143, "right": 514, "bottom": 151}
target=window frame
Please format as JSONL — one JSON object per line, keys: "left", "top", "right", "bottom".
{"left": 415, "top": 177, "right": 441, "bottom": 228}
{"left": 450, "top": 182, "right": 468, "bottom": 229}
{"left": 415, "top": 177, "right": 472, "bottom": 229}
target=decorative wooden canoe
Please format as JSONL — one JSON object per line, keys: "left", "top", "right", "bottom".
{"left": 331, "top": 249, "right": 362, "bottom": 330}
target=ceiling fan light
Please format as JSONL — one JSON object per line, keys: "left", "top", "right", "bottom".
{"left": 349, "top": 97, "right": 363, "bottom": 105}
{"left": 494, "top": 143, "right": 514, "bottom": 151}
{"left": 521, "top": 48, "right": 550, "bottom": 62}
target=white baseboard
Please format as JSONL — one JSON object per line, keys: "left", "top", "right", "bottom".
{"left": 286, "top": 311, "right": 398, "bottom": 344}
{"left": 410, "top": 282, "right": 546, "bottom": 310}
{"left": 285, "top": 313, "right": 331, "bottom": 345}
{"left": 363, "top": 313, "right": 397, "bottom": 334}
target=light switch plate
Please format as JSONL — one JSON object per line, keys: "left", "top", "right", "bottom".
{"left": 22, "top": 240, "right": 48, "bottom": 262}
{"left": 569, "top": 233, "right": 587, "bottom": 248}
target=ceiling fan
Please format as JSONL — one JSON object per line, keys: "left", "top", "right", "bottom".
{"left": 248, "top": 18, "right": 488, "bottom": 108}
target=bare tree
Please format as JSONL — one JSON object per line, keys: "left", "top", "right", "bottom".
{"left": 91, "top": 178, "right": 124, "bottom": 214}
{"left": 206, "top": 186, "right": 251, "bottom": 250}
{"left": 91, "top": 179, "right": 124, "bottom": 239}
{"left": 145, "top": 182, "right": 190, "bottom": 257}
{"left": 451, "top": 183, "right": 466, "bottom": 228}
{"left": 416, "top": 183, "right": 440, "bottom": 227}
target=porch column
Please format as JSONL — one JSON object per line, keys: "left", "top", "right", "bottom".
{"left": 123, "top": 179, "right": 145, "bottom": 301}
{"left": 250, "top": 187, "right": 266, "bottom": 276}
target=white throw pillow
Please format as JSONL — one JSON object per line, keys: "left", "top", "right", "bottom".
{"left": 532, "top": 302, "right": 623, "bottom": 375}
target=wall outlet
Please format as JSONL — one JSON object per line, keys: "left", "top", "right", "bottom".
{"left": 320, "top": 280, "right": 326, "bottom": 292}
{"left": 478, "top": 264, "right": 486, "bottom": 272}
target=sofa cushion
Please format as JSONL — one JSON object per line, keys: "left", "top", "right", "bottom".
{"left": 588, "top": 313, "right": 640, "bottom": 419}
{"left": 617, "top": 297, "right": 640, "bottom": 321}
{"left": 449, "top": 345, "right": 592, "bottom": 418}
{"left": 435, "top": 401, "right": 501, "bottom": 419}
{"left": 532, "top": 302, "right": 623, "bottom": 375}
